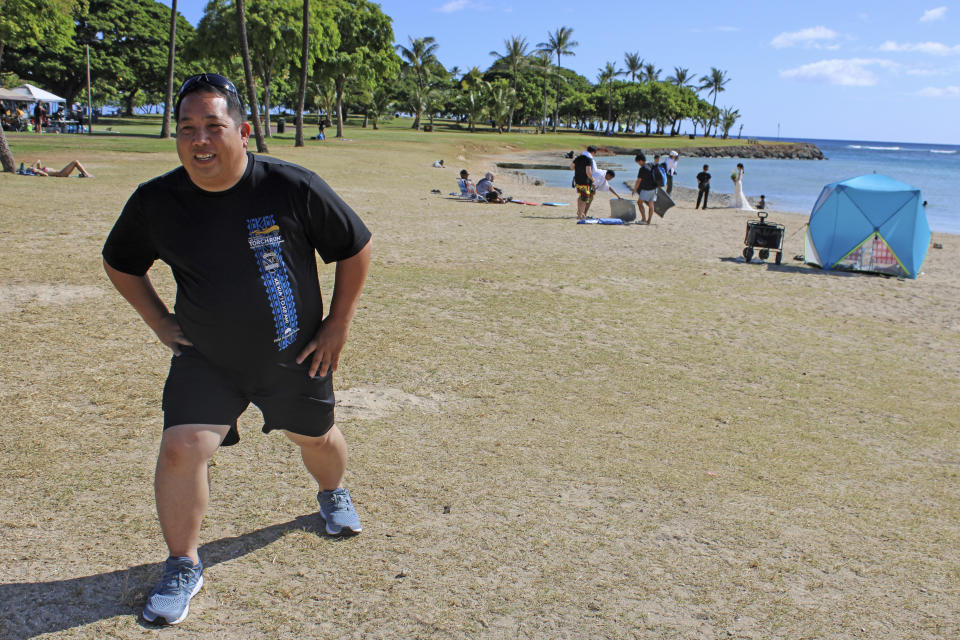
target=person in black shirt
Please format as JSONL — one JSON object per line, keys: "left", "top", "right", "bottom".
{"left": 630, "top": 153, "right": 658, "bottom": 224}
{"left": 696, "top": 164, "right": 711, "bottom": 209}
{"left": 570, "top": 144, "right": 598, "bottom": 220}
{"left": 102, "top": 74, "right": 371, "bottom": 625}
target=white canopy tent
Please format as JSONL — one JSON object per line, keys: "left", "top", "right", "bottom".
{"left": 11, "top": 84, "right": 66, "bottom": 103}
{"left": 0, "top": 88, "right": 36, "bottom": 103}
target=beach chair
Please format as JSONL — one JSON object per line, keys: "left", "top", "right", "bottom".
{"left": 456, "top": 178, "right": 481, "bottom": 200}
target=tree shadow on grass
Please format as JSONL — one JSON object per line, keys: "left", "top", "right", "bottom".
{"left": 0, "top": 513, "right": 331, "bottom": 639}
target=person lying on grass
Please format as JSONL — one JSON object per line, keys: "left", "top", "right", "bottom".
{"left": 26, "top": 159, "right": 94, "bottom": 177}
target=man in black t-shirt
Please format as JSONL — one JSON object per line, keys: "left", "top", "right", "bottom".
{"left": 102, "top": 74, "right": 371, "bottom": 626}
{"left": 570, "top": 144, "right": 599, "bottom": 220}
{"left": 696, "top": 164, "right": 711, "bottom": 209}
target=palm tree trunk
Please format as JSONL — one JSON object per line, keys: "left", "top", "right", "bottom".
{"left": 237, "top": 0, "right": 268, "bottom": 152}
{"left": 335, "top": 76, "right": 347, "bottom": 138}
{"left": 160, "top": 0, "right": 177, "bottom": 138}
{"left": 552, "top": 54, "right": 561, "bottom": 132}
{"left": 294, "top": 0, "right": 309, "bottom": 147}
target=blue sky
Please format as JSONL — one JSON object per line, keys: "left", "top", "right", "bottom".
{"left": 163, "top": 0, "right": 960, "bottom": 144}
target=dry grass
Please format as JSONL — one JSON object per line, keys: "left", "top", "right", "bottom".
{"left": 1, "top": 131, "right": 958, "bottom": 639}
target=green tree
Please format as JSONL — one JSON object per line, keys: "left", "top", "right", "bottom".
{"left": 623, "top": 51, "right": 643, "bottom": 83}
{"left": 597, "top": 61, "right": 621, "bottom": 133}
{"left": 489, "top": 35, "right": 528, "bottom": 132}
{"left": 486, "top": 80, "right": 515, "bottom": 133}
{"left": 698, "top": 66, "right": 729, "bottom": 137}
{"left": 365, "top": 87, "right": 392, "bottom": 130}
{"left": 667, "top": 66, "right": 694, "bottom": 89}
{"left": 0, "top": 0, "right": 79, "bottom": 171}
{"left": 236, "top": 0, "right": 267, "bottom": 152}
{"left": 160, "top": 0, "right": 178, "bottom": 138}
{"left": 396, "top": 35, "right": 438, "bottom": 129}
{"left": 719, "top": 106, "right": 740, "bottom": 139}
{"left": 537, "top": 26, "right": 577, "bottom": 132}
{"left": 320, "top": 0, "right": 396, "bottom": 137}
{"left": 642, "top": 62, "right": 661, "bottom": 83}
{"left": 294, "top": 0, "right": 309, "bottom": 146}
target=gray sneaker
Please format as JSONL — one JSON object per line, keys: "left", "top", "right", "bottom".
{"left": 142, "top": 556, "right": 203, "bottom": 625}
{"left": 317, "top": 488, "right": 362, "bottom": 536}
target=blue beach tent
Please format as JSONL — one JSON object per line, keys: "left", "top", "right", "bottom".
{"left": 804, "top": 174, "right": 930, "bottom": 278}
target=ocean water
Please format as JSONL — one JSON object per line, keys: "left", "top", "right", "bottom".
{"left": 523, "top": 137, "right": 960, "bottom": 235}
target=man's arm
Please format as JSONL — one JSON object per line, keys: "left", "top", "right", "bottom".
{"left": 296, "top": 240, "right": 372, "bottom": 378}
{"left": 103, "top": 259, "right": 193, "bottom": 355}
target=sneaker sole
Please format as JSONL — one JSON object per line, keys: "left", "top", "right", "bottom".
{"left": 142, "top": 575, "right": 204, "bottom": 625}
{"left": 321, "top": 518, "right": 362, "bottom": 536}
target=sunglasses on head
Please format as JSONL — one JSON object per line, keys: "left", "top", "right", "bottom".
{"left": 176, "top": 73, "right": 239, "bottom": 102}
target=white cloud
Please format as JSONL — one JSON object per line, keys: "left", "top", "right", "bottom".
{"left": 920, "top": 6, "right": 948, "bottom": 22}
{"left": 880, "top": 40, "right": 960, "bottom": 55}
{"left": 916, "top": 85, "right": 960, "bottom": 96}
{"left": 780, "top": 58, "right": 897, "bottom": 86}
{"left": 437, "top": 0, "right": 468, "bottom": 12}
{"left": 771, "top": 26, "right": 839, "bottom": 49}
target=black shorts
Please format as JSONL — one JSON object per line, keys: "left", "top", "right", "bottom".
{"left": 162, "top": 347, "right": 335, "bottom": 446}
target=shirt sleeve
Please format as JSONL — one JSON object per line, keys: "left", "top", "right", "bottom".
{"left": 302, "top": 175, "right": 372, "bottom": 264}
{"left": 102, "top": 189, "right": 158, "bottom": 276}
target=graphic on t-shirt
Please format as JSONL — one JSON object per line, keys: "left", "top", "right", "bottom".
{"left": 247, "top": 216, "right": 299, "bottom": 350}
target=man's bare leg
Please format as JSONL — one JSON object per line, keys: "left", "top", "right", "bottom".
{"left": 285, "top": 425, "right": 347, "bottom": 490}
{"left": 155, "top": 424, "right": 229, "bottom": 563}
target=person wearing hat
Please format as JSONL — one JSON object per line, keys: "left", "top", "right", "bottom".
{"left": 664, "top": 151, "right": 679, "bottom": 195}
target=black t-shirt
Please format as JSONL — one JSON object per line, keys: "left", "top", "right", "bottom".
{"left": 696, "top": 171, "right": 711, "bottom": 188}
{"left": 635, "top": 164, "right": 656, "bottom": 191}
{"left": 573, "top": 154, "right": 593, "bottom": 186}
{"left": 103, "top": 153, "right": 371, "bottom": 371}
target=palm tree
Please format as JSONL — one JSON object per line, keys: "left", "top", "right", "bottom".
{"left": 719, "top": 106, "right": 740, "bottom": 139}
{"left": 159, "top": 0, "right": 177, "bottom": 138}
{"left": 366, "top": 88, "right": 392, "bottom": 130}
{"left": 489, "top": 35, "right": 528, "bottom": 132}
{"left": 487, "top": 82, "right": 516, "bottom": 133}
{"left": 623, "top": 51, "right": 643, "bottom": 82}
{"left": 294, "top": 0, "right": 309, "bottom": 147}
{"left": 462, "top": 89, "right": 486, "bottom": 133}
{"left": 667, "top": 66, "right": 693, "bottom": 89}
{"left": 597, "top": 61, "right": 620, "bottom": 133}
{"left": 236, "top": 0, "right": 267, "bottom": 152}
{"left": 642, "top": 62, "right": 661, "bottom": 83}
{"left": 531, "top": 51, "right": 552, "bottom": 134}
{"left": 698, "top": 67, "right": 729, "bottom": 137}
{"left": 537, "top": 26, "right": 577, "bottom": 132}
{"left": 396, "top": 35, "right": 439, "bottom": 129}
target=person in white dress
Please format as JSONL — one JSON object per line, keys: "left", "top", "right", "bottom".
{"left": 730, "top": 163, "right": 755, "bottom": 211}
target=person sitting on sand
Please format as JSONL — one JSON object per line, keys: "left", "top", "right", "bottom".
{"left": 756, "top": 195, "right": 766, "bottom": 210}
{"left": 433, "top": 159, "right": 445, "bottom": 168}
{"left": 476, "top": 172, "right": 506, "bottom": 203}
{"left": 26, "top": 159, "right": 94, "bottom": 177}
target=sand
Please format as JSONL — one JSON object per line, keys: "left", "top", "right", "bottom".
{"left": 1, "top": 134, "right": 958, "bottom": 638}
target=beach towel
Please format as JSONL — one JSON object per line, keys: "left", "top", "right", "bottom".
{"left": 577, "top": 218, "right": 624, "bottom": 225}
{"left": 542, "top": 202, "right": 568, "bottom": 206}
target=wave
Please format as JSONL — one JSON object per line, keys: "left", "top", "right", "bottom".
{"left": 930, "top": 149, "right": 957, "bottom": 154}
{"left": 848, "top": 145, "right": 902, "bottom": 151}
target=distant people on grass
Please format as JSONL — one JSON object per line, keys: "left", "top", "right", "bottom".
{"left": 315, "top": 120, "right": 325, "bottom": 140}
{"left": 730, "top": 163, "right": 755, "bottom": 211}
{"left": 33, "top": 102, "right": 47, "bottom": 133}
{"left": 19, "top": 159, "right": 94, "bottom": 177}
{"left": 631, "top": 153, "right": 658, "bottom": 224}
{"left": 696, "top": 165, "right": 711, "bottom": 209}
{"left": 476, "top": 172, "right": 506, "bottom": 203}
{"left": 664, "top": 151, "right": 679, "bottom": 194}
{"left": 570, "top": 144, "right": 599, "bottom": 220}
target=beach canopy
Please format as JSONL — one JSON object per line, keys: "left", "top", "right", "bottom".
{"left": 0, "top": 87, "right": 37, "bottom": 102}
{"left": 10, "top": 84, "right": 66, "bottom": 103}
{"left": 804, "top": 174, "right": 930, "bottom": 278}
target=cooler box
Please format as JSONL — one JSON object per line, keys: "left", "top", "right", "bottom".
{"left": 609, "top": 198, "right": 636, "bottom": 222}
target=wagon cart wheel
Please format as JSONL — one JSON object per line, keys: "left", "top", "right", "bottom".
{"left": 742, "top": 247, "right": 753, "bottom": 262}
{"left": 775, "top": 251, "right": 782, "bottom": 265}
{"left": 758, "top": 249, "right": 770, "bottom": 260}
